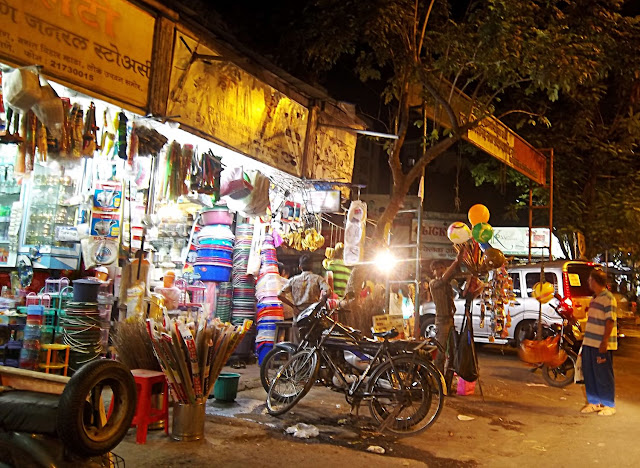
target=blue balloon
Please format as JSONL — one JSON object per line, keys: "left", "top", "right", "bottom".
{"left": 479, "top": 242, "right": 492, "bottom": 251}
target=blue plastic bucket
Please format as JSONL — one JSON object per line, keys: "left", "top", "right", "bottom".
{"left": 194, "top": 264, "right": 232, "bottom": 282}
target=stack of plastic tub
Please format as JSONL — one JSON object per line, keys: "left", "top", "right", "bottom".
{"left": 255, "top": 233, "right": 284, "bottom": 363}
{"left": 193, "top": 206, "right": 235, "bottom": 283}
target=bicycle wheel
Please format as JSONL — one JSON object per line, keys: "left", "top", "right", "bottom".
{"left": 260, "top": 345, "right": 296, "bottom": 394}
{"left": 367, "top": 356, "right": 444, "bottom": 435}
{"left": 266, "top": 349, "right": 319, "bottom": 416}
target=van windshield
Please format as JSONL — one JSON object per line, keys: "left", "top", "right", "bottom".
{"left": 566, "top": 264, "right": 596, "bottom": 297}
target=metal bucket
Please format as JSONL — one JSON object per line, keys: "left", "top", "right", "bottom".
{"left": 171, "top": 402, "right": 205, "bottom": 441}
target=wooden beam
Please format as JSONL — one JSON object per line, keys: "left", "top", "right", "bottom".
{"left": 0, "top": 365, "right": 69, "bottom": 395}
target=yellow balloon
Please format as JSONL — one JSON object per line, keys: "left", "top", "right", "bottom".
{"left": 468, "top": 204, "right": 490, "bottom": 226}
{"left": 532, "top": 282, "right": 555, "bottom": 304}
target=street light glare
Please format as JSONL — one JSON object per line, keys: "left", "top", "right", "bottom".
{"left": 375, "top": 250, "right": 396, "bottom": 271}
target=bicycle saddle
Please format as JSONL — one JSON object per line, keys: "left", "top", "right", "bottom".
{"left": 373, "top": 329, "right": 399, "bottom": 339}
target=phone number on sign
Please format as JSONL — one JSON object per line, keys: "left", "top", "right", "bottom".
{"left": 50, "top": 61, "right": 94, "bottom": 81}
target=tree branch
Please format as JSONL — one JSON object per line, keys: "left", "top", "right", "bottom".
{"left": 422, "top": 77, "right": 461, "bottom": 133}
{"left": 497, "top": 109, "right": 542, "bottom": 119}
{"left": 413, "top": 0, "right": 419, "bottom": 61}
{"left": 417, "top": 0, "right": 436, "bottom": 59}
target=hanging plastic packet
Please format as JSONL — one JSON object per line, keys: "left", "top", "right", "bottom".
{"left": 126, "top": 281, "right": 145, "bottom": 320}
{"left": 2, "top": 66, "right": 41, "bottom": 112}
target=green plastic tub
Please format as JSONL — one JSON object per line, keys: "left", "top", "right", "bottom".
{"left": 213, "top": 372, "right": 241, "bottom": 402}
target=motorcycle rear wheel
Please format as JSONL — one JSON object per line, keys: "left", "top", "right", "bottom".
{"left": 541, "top": 351, "right": 577, "bottom": 387}
{"left": 367, "top": 356, "right": 444, "bottom": 435}
{"left": 266, "top": 349, "right": 319, "bottom": 416}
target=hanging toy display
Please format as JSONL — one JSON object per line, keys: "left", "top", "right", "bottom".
{"left": 478, "top": 267, "right": 515, "bottom": 342}
{"left": 116, "top": 111, "right": 128, "bottom": 160}
{"left": 81, "top": 102, "right": 98, "bottom": 156}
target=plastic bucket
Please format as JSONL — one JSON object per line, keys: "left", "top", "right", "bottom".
{"left": 194, "top": 264, "right": 232, "bottom": 282}
{"left": 201, "top": 208, "right": 233, "bottom": 225}
{"left": 171, "top": 402, "right": 205, "bottom": 441}
{"left": 213, "top": 373, "right": 241, "bottom": 402}
{"left": 72, "top": 279, "right": 101, "bottom": 302}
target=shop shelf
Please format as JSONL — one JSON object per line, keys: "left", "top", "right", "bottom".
{"left": 6, "top": 340, "right": 23, "bottom": 349}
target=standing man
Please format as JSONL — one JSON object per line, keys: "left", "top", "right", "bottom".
{"left": 430, "top": 250, "right": 462, "bottom": 373}
{"left": 581, "top": 269, "right": 618, "bottom": 416}
{"left": 325, "top": 243, "right": 352, "bottom": 299}
{"left": 278, "top": 255, "right": 330, "bottom": 340}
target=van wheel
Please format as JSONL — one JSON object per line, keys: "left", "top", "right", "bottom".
{"left": 421, "top": 316, "right": 436, "bottom": 339}
{"left": 513, "top": 320, "right": 536, "bottom": 347}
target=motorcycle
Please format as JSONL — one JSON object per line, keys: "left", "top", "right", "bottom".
{"left": 533, "top": 294, "right": 583, "bottom": 387}
{"left": 262, "top": 295, "right": 445, "bottom": 435}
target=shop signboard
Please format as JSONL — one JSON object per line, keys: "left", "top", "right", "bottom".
{"left": 313, "top": 125, "right": 357, "bottom": 190}
{"left": 0, "top": 0, "right": 155, "bottom": 109}
{"left": 306, "top": 190, "right": 341, "bottom": 213}
{"left": 166, "top": 32, "right": 309, "bottom": 177}
{"left": 491, "top": 227, "right": 563, "bottom": 258}
{"left": 412, "top": 81, "right": 547, "bottom": 185}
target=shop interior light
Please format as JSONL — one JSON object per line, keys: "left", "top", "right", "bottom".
{"left": 374, "top": 250, "right": 396, "bottom": 271}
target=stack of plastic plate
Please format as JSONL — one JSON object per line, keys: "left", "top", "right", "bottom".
{"left": 231, "top": 223, "right": 256, "bottom": 327}
{"left": 215, "top": 282, "right": 233, "bottom": 322}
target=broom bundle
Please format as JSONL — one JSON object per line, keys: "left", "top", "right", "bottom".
{"left": 146, "top": 315, "right": 252, "bottom": 404}
{"left": 112, "top": 320, "right": 161, "bottom": 371}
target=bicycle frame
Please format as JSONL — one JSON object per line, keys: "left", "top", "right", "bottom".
{"left": 312, "top": 320, "right": 434, "bottom": 401}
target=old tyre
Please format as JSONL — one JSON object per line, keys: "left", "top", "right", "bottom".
{"left": 57, "top": 359, "right": 136, "bottom": 457}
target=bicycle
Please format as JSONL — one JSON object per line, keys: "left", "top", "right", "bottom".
{"left": 265, "top": 301, "right": 445, "bottom": 435}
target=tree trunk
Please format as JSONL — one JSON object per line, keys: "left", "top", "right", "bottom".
{"left": 374, "top": 181, "right": 410, "bottom": 243}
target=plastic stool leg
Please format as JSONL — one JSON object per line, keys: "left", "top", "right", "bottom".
{"left": 135, "top": 380, "right": 152, "bottom": 444}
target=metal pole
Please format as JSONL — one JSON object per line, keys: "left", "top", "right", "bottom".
{"left": 413, "top": 201, "right": 422, "bottom": 338}
{"left": 537, "top": 262, "right": 545, "bottom": 339}
{"left": 548, "top": 149, "right": 554, "bottom": 261}
{"left": 528, "top": 183, "right": 533, "bottom": 263}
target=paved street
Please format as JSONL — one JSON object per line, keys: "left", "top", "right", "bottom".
{"left": 115, "top": 321, "right": 640, "bottom": 467}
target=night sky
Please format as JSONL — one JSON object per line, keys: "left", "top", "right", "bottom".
{"left": 205, "top": 1, "right": 639, "bottom": 224}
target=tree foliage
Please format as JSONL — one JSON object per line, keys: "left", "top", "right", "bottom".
{"left": 287, "top": 0, "right": 634, "bottom": 241}
{"left": 469, "top": 3, "right": 640, "bottom": 260}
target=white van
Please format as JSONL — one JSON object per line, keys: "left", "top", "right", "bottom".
{"left": 420, "top": 260, "right": 599, "bottom": 346}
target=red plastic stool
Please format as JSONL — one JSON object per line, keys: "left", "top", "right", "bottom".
{"left": 110, "top": 369, "right": 169, "bottom": 444}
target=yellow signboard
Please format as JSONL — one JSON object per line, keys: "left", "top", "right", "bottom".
{"left": 167, "top": 33, "right": 308, "bottom": 177}
{"left": 414, "top": 80, "right": 547, "bottom": 185}
{"left": 0, "top": 0, "right": 155, "bottom": 109}
{"left": 313, "top": 125, "right": 357, "bottom": 188}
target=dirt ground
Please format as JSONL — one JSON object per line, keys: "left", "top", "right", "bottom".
{"left": 115, "top": 321, "right": 640, "bottom": 467}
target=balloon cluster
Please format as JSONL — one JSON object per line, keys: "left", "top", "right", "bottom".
{"left": 446, "top": 204, "right": 506, "bottom": 274}
{"left": 479, "top": 267, "right": 515, "bottom": 342}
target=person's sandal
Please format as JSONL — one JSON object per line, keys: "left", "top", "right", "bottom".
{"left": 580, "top": 404, "right": 603, "bottom": 413}
{"left": 598, "top": 407, "right": 616, "bottom": 416}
